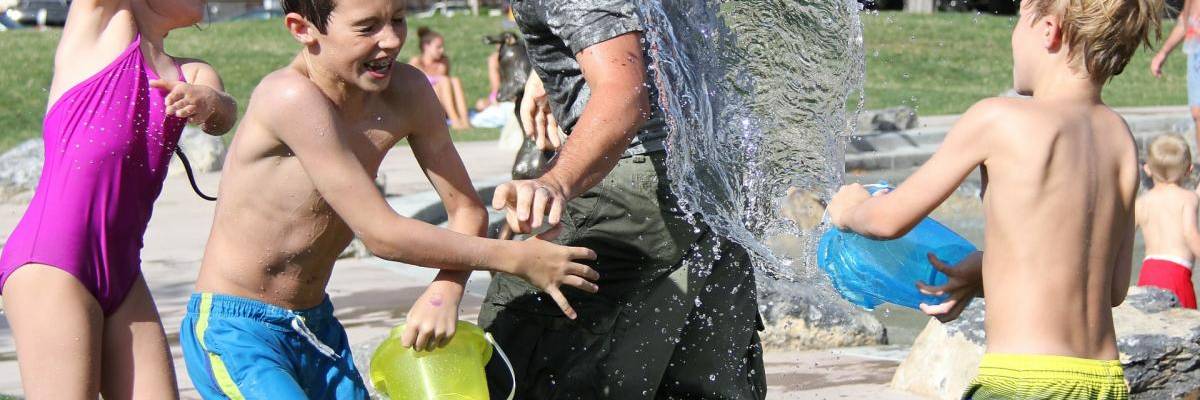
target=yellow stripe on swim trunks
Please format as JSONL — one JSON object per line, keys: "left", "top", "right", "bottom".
{"left": 196, "top": 293, "right": 246, "bottom": 400}
{"left": 968, "top": 353, "right": 1127, "bottom": 400}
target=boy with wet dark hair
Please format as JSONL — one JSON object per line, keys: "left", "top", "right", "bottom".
{"left": 282, "top": 0, "right": 337, "bottom": 33}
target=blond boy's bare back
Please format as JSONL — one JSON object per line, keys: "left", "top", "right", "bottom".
{"left": 975, "top": 97, "right": 1136, "bottom": 360}
{"left": 829, "top": 0, "right": 1157, "bottom": 395}
{"left": 1137, "top": 185, "right": 1200, "bottom": 262}
{"left": 829, "top": 96, "right": 1137, "bottom": 360}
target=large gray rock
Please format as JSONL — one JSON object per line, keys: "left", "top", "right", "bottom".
{"left": 169, "top": 127, "right": 227, "bottom": 176}
{"left": 892, "top": 287, "right": 1200, "bottom": 399}
{"left": 889, "top": 300, "right": 985, "bottom": 399}
{"left": 0, "top": 138, "right": 45, "bottom": 202}
{"left": 857, "top": 106, "right": 919, "bottom": 133}
{"left": 757, "top": 277, "right": 888, "bottom": 350}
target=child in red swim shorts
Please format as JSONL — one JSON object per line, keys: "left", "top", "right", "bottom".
{"left": 1135, "top": 134, "right": 1200, "bottom": 309}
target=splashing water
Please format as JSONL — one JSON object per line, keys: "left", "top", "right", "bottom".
{"left": 638, "top": 0, "right": 865, "bottom": 280}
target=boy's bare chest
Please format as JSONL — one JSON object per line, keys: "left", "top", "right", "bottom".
{"left": 340, "top": 117, "right": 407, "bottom": 173}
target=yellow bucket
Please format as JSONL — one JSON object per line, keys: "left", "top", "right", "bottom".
{"left": 369, "top": 321, "right": 514, "bottom": 400}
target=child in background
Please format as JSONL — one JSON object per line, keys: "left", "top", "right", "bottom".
{"left": 0, "top": 0, "right": 237, "bottom": 397}
{"left": 827, "top": 0, "right": 1161, "bottom": 397}
{"left": 1136, "top": 133, "right": 1200, "bottom": 309}
{"left": 1150, "top": 0, "right": 1200, "bottom": 149}
{"left": 410, "top": 26, "right": 473, "bottom": 130}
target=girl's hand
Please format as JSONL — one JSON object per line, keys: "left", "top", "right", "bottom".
{"left": 400, "top": 280, "right": 465, "bottom": 351}
{"left": 151, "top": 80, "right": 219, "bottom": 125}
{"left": 1151, "top": 52, "right": 1168, "bottom": 78}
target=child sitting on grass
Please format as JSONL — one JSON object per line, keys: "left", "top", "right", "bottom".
{"left": 1135, "top": 133, "right": 1199, "bottom": 309}
{"left": 827, "top": 0, "right": 1161, "bottom": 397}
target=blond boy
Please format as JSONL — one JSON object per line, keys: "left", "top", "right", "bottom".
{"left": 1135, "top": 134, "right": 1200, "bottom": 309}
{"left": 827, "top": 0, "right": 1161, "bottom": 397}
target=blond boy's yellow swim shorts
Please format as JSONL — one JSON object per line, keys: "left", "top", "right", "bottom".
{"left": 963, "top": 353, "right": 1128, "bottom": 399}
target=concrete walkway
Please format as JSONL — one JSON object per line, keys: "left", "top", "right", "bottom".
{"left": 0, "top": 139, "right": 929, "bottom": 398}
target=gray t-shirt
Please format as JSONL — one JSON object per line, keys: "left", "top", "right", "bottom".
{"left": 512, "top": 0, "right": 668, "bottom": 156}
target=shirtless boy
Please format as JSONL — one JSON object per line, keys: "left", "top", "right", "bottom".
{"left": 1135, "top": 134, "right": 1200, "bottom": 309}
{"left": 827, "top": 0, "right": 1160, "bottom": 397}
{"left": 177, "top": 0, "right": 598, "bottom": 397}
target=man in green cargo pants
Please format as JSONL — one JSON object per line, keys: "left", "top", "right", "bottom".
{"left": 479, "top": 1, "right": 767, "bottom": 398}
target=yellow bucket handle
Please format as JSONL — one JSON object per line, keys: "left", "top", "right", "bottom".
{"left": 484, "top": 332, "right": 516, "bottom": 400}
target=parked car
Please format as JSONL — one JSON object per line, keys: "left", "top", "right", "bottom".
{"left": 6, "top": 0, "right": 68, "bottom": 26}
{"left": 216, "top": 8, "right": 283, "bottom": 22}
{"left": 0, "top": 12, "right": 23, "bottom": 31}
{"left": 414, "top": 1, "right": 474, "bottom": 18}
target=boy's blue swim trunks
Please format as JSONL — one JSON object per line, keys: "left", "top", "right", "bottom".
{"left": 180, "top": 293, "right": 368, "bottom": 399}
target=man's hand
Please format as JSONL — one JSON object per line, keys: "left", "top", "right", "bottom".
{"left": 917, "top": 252, "right": 983, "bottom": 323}
{"left": 151, "top": 79, "right": 221, "bottom": 126}
{"left": 826, "top": 183, "right": 873, "bottom": 230}
{"left": 519, "top": 72, "right": 563, "bottom": 151}
{"left": 1151, "top": 51, "right": 1168, "bottom": 78}
{"left": 400, "top": 280, "right": 465, "bottom": 351}
{"left": 492, "top": 177, "right": 569, "bottom": 234}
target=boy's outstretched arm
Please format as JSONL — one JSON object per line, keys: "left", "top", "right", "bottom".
{"left": 827, "top": 99, "right": 1000, "bottom": 238}
{"left": 259, "top": 77, "right": 599, "bottom": 319}
{"left": 402, "top": 75, "right": 491, "bottom": 350}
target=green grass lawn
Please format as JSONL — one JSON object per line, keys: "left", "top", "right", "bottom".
{"left": 0, "top": 12, "right": 1189, "bottom": 152}
{"left": 862, "top": 11, "right": 1186, "bottom": 114}
{"left": 0, "top": 14, "right": 508, "bottom": 152}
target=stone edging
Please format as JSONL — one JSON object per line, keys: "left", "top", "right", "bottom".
{"left": 848, "top": 111, "right": 1194, "bottom": 171}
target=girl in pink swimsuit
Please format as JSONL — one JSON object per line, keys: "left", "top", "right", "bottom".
{"left": 0, "top": 0, "right": 235, "bottom": 397}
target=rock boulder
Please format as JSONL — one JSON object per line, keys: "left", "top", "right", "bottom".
{"left": 758, "top": 276, "right": 888, "bottom": 350}
{"left": 891, "top": 287, "right": 1200, "bottom": 399}
{"left": 0, "top": 138, "right": 44, "bottom": 202}
{"left": 169, "top": 127, "right": 227, "bottom": 176}
{"left": 857, "top": 106, "right": 919, "bottom": 133}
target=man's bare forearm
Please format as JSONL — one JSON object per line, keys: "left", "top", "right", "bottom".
{"left": 541, "top": 84, "right": 649, "bottom": 199}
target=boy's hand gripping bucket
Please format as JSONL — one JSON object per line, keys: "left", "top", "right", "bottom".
{"left": 370, "top": 321, "right": 515, "bottom": 400}
{"left": 817, "top": 183, "right": 978, "bottom": 310}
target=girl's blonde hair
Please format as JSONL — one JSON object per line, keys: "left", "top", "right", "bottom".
{"left": 1030, "top": 0, "right": 1164, "bottom": 83}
